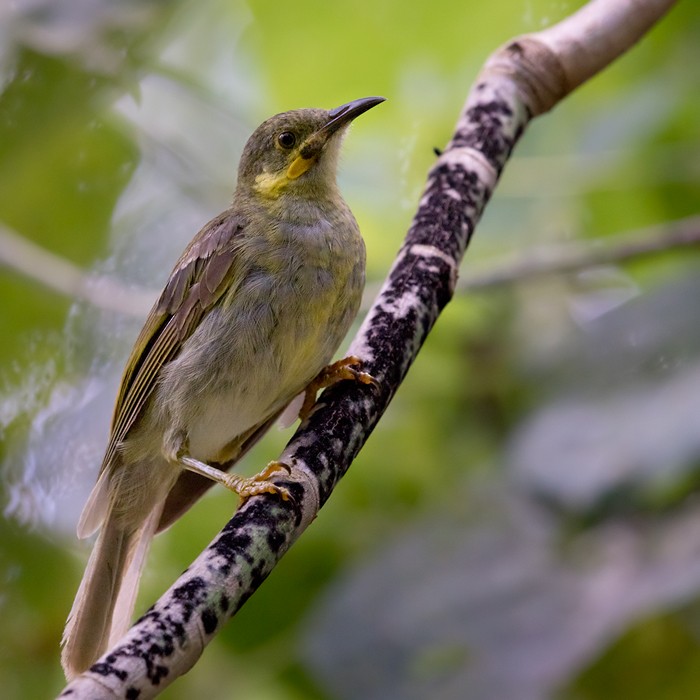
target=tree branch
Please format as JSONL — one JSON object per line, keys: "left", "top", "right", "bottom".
{"left": 5, "top": 211, "right": 698, "bottom": 317}
{"left": 459, "top": 214, "right": 700, "bottom": 291}
{"left": 0, "top": 223, "right": 154, "bottom": 317}
{"left": 56, "top": 0, "right": 677, "bottom": 697}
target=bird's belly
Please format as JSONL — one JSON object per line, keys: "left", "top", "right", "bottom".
{"left": 160, "top": 268, "right": 357, "bottom": 462}
{"left": 184, "top": 387, "right": 267, "bottom": 462}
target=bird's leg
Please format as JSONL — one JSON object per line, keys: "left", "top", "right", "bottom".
{"left": 299, "top": 355, "right": 378, "bottom": 421}
{"left": 178, "top": 456, "right": 291, "bottom": 502}
{"left": 164, "top": 432, "right": 291, "bottom": 502}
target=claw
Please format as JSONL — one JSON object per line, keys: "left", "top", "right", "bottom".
{"left": 258, "top": 460, "right": 292, "bottom": 478}
{"left": 224, "top": 461, "right": 292, "bottom": 502}
{"left": 300, "top": 356, "right": 378, "bottom": 421}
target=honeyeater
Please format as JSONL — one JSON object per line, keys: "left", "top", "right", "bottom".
{"left": 61, "top": 96, "right": 385, "bottom": 679}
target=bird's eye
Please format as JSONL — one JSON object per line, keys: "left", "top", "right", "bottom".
{"left": 277, "top": 131, "right": 296, "bottom": 149}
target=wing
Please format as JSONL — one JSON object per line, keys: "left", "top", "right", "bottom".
{"left": 100, "top": 209, "right": 246, "bottom": 475}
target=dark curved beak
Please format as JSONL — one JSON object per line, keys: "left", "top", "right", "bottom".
{"left": 300, "top": 96, "right": 386, "bottom": 159}
{"left": 325, "top": 96, "right": 386, "bottom": 134}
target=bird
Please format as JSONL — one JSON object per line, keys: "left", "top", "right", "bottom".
{"left": 61, "top": 95, "right": 385, "bottom": 679}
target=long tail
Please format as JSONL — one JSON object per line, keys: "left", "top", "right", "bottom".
{"left": 61, "top": 501, "right": 162, "bottom": 680}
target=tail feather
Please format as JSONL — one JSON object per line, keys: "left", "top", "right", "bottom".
{"left": 108, "top": 508, "right": 160, "bottom": 648}
{"left": 76, "top": 469, "right": 111, "bottom": 540}
{"left": 61, "top": 504, "right": 162, "bottom": 680}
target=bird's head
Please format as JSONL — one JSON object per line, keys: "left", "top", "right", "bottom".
{"left": 236, "top": 96, "right": 385, "bottom": 201}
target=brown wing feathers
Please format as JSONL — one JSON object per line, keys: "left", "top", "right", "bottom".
{"left": 101, "top": 215, "right": 243, "bottom": 475}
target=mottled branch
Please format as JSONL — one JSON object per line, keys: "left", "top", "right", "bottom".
{"left": 57, "top": 0, "right": 677, "bottom": 697}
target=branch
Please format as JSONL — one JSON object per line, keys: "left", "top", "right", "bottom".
{"left": 57, "top": 1, "right": 677, "bottom": 697}
{"left": 358, "top": 215, "right": 700, "bottom": 302}
{"left": 0, "top": 223, "right": 154, "bottom": 317}
{"left": 460, "top": 214, "right": 700, "bottom": 290}
{"left": 5, "top": 212, "right": 698, "bottom": 317}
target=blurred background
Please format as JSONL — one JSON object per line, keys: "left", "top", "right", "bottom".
{"left": 1, "top": 0, "right": 700, "bottom": 698}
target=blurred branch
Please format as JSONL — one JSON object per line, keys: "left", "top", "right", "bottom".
{"left": 0, "top": 223, "right": 154, "bottom": 317}
{"left": 5, "top": 212, "right": 699, "bottom": 318}
{"left": 360, "top": 214, "right": 700, "bottom": 304}
{"left": 460, "top": 214, "right": 700, "bottom": 290}
{"left": 57, "top": 0, "right": 677, "bottom": 696}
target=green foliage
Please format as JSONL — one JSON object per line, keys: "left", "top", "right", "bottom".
{"left": 569, "top": 614, "right": 700, "bottom": 700}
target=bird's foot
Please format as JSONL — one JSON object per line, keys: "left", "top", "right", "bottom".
{"left": 178, "top": 454, "right": 291, "bottom": 502}
{"left": 299, "top": 355, "right": 378, "bottom": 421}
{"left": 224, "top": 461, "right": 292, "bottom": 502}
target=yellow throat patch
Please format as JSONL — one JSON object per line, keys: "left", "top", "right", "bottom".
{"left": 254, "top": 170, "right": 289, "bottom": 198}
{"left": 254, "top": 156, "right": 316, "bottom": 198}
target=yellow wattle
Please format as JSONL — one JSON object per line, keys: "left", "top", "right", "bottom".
{"left": 287, "top": 155, "right": 315, "bottom": 179}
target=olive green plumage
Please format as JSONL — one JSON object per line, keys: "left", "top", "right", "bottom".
{"left": 61, "top": 97, "right": 384, "bottom": 679}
